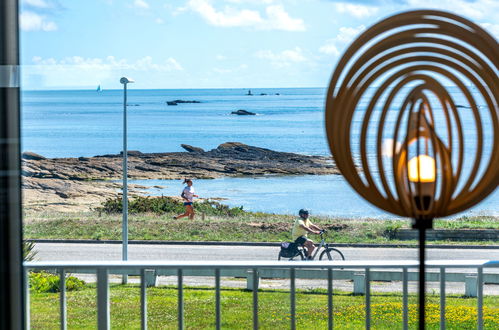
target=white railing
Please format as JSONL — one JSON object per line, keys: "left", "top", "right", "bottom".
{"left": 24, "top": 260, "right": 498, "bottom": 330}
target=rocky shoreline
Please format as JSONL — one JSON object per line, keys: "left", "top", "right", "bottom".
{"left": 22, "top": 142, "right": 339, "bottom": 212}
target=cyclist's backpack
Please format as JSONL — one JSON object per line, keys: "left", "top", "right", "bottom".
{"left": 280, "top": 242, "right": 299, "bottom": 258}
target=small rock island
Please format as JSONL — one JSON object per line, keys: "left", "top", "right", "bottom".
{"left": 166, "top": 100, "right": 201, "bottom": 106}
{"left": 231, "top": 109, "right": 256, "bottom": 115}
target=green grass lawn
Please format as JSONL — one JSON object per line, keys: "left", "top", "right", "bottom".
{"left": 23, "top": 208, "right": 498, "bottom": 245}
{"left": 30, "top": 285, "right": 499, "bottom": 329}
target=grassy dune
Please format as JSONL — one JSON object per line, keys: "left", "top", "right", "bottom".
{"left": 23, "top": 196, "right": 498, "bottom": 244}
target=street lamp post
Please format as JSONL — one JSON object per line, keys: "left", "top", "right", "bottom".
{"left": 120, "top": 77, "right": 134, "bottom": 280}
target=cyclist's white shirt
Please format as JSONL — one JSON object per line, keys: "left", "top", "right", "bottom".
{"left": 182, "top": 186, "right": 195, "bottom": 202}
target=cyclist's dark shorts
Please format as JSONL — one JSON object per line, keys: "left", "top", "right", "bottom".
{"left": 294, "top": 236, "right": 307, "bottom": 245}
{"left": 184, "top": 202, "right": 193, "bottom": 206}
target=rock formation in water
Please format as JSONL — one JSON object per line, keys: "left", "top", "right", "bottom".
{"left": 22, "top": 142, "right": 338, "bottom": 211}
{"left": 231, "top": 109, "right": 256, "bottom": 115}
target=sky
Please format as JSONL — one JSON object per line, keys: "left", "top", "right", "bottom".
{"left": 20, "top": 0, "right": 499, "bottom": 90}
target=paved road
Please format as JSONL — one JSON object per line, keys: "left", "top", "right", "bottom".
{"left": 31, "top": 243, "right": 499, "bottom": 294}
{"left": 33, "top": 242, "right": 499, "bottom": 262}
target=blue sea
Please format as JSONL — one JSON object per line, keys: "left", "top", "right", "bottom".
{"left": 21, "top": 88, "right": 498, "bottom": 218}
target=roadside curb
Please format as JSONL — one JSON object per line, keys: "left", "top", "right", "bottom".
{"left": 27, "top": 239, "right": 499, "bottom": 249}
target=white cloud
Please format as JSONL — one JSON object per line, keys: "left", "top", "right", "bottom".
{"left": 155, "top": 18, "right": 164, "bottom": 24}
{"left": 188, "top": 0, "right": 262, "bottom": 27}
{"left": 334, "top": 3, "right": 379, "bottom": 19}
{"left": 480, "top": 22, "right": 499, "bottom": 39}
{"left": 20, "top": 11, "right": 57, "bottom": 31}
{"left": 255, "top": 47, "right": 306, "bottom": 67}
{"left": 319, "top": 25, "right": 365, "bottom": 56}
{"left": 226, "top": 0, "right": 275, "bottom": 4}
{"left": 23, "top": 0, "right": 50, "bottom": 8}
{"left": 319, "top": 44, "right": 340, "bottom": 56}
{"left": 213, "top": 67, "right": 231, "bottom": 73}
{"left": 213, "top": 63, "right": 248, "bottom": 74}
{"left": 133, "top": 0, "right": 149, "bottom": 9}
{"left": 187, "top": 0, "right": 305, "bottom": 31}
{"left": 216, "top": 55, "right": 227, "bottom": 60}
{"left": 172, "top": 5, "right": 188, "bottom": 16}
{"left": 31, "top": 55, "right": 183, "bottom": 72}
{"left": 405, "top": 0, "right": 499, "bottom": 20}
{"left": 264, "top": 5, "right": 305, "bottom": 31}
{"left": 336, "top": 25, "right": 366, "bottom": 43}
{"left": 26, "top": 55, "right": 184, "bottom": 88}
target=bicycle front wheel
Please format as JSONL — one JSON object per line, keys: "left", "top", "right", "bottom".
{"left": 319, "top": 248, "right": 345, "bottom": 261}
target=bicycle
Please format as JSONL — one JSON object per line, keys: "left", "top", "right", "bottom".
{"left": 278, "top": 230, "right": 345, "bottom": 261}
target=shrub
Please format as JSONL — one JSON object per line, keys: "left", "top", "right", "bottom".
{"left": 30, "top": 271, "right": 86, "bottom": 293}
{"left": 96, "top": 196, "right": 247, "bottom": 217}
{"left": 383, "top": 222, "right": 403, "bottom": 239}
{"left": 23, "top": 240, "right": 37, "bottom": 261}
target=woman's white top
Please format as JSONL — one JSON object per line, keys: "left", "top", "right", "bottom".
{"left": 182, "top": 186, "right": 196, "bottom": 202}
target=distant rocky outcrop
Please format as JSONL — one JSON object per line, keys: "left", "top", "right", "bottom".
{"left": 22, "top": 152, "right": 46, "bottom": 161}
{"left": 181, "top": 144, "right": 205, "bottom": 153}
{"left": 23, "top": 142, "right": 337, "bottom": 181}
{"left": 120, "top": 150, "right": 143, "bottom": 156}
{"left": 166, "top": 100, "right": 201, "bottom": 106}
{"left": 231, "top": 109, "right": 256, "bottom": 115}
{"left": 22, "top": 142, "right": 338, "bottom": 211}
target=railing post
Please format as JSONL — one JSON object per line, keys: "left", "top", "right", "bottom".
{"left": 97, "top": 268, "right": 110, "bottom": 330}
{"left": 327, "top": 268, "right": 333, "bottom": 330}
{"left": 144, "top": 269, "right": 157, "bottom": 287}
{"left": 365, "top": 268, "right": 371, "bottom": 330}
{"left": 477, "top": 267, "right": 483, "bottom": 330}
{"left": 290, "top": 268, "right": 296, "bottom": 330}
{"left": 439, "top": 267, "right": 445, "bottom": 330}
{"left": 178, "top": 269, "right": 184, "bottom": 330}
{"left": 252, "top": 268, "right": 259, "bottom": 330}
{"left": 140, "top": 269, "right": 147, "bottom": 330}
{"left": 403, "top": 268, "right": 408, "bottom": 330}
{"left": 215, "top": 269, "right": 221, "bottom": 330}
{"left": 465, "top": 275, "right": 478, "bottom": 297}
{"left": 24, "top": 268, "right": 30, "bottom": 329}
{"left": 246, "top": 269, "right": 260, "bottom": 291}
{"left": 59, "top": 268, "right": 67, "bottom": 330}
{"left": 353, "top": 273, "right": 365, "bottom": 295}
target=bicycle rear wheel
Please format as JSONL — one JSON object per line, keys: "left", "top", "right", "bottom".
{"left": 319, "top": 248, "right": 345, "bottom": 261}
{"left": 278, "top": 250, "right": 305, "bottom": 261}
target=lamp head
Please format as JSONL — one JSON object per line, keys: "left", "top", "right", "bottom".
{"left": 408, "top": 155, "right": 436, "bottom": 183}
{"left": 324, "top": 10, "right": 499, "bottom": 223}
{"left": 120, "top": 77, "right": 135, "bottom": 84}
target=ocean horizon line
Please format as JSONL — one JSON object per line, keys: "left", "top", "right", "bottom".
{"left": 21, "top": 86, "right": 327, "bottom": 92}
{"left": 21, "top": 85, "right": 477, "bottom": 92}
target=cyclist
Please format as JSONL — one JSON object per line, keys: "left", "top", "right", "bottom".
{"left": 292, "top": 209, "right": 323, "bottom": 260}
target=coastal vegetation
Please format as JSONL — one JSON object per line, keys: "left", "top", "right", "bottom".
{"left": 23, "top": 196, "right": 498, "bottom": 244}
{"left": 29, "top": 271, "right": 85, "bottom": 294}
{"left": 29, "top": 284, "right": 499, "bottom": 328}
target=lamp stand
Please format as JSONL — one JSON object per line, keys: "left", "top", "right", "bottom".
{"left": 412, "top": 217, "right": 433, "bottom": 330}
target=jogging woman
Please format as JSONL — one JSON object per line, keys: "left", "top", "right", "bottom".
{"left": 174, "top": 179, "right": 199, "bottom": 220}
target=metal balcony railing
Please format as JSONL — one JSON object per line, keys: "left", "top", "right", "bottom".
{"left": 24, "top": 260, "right": 498, "bottom": 330}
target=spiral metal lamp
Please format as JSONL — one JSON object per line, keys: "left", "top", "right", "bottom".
{"left": 325, "top": 10, "right": 498, "bottom": 329}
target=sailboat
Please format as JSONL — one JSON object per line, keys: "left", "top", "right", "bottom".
{"left": 96, "top": 85, "right": 102, "bottom": 92}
